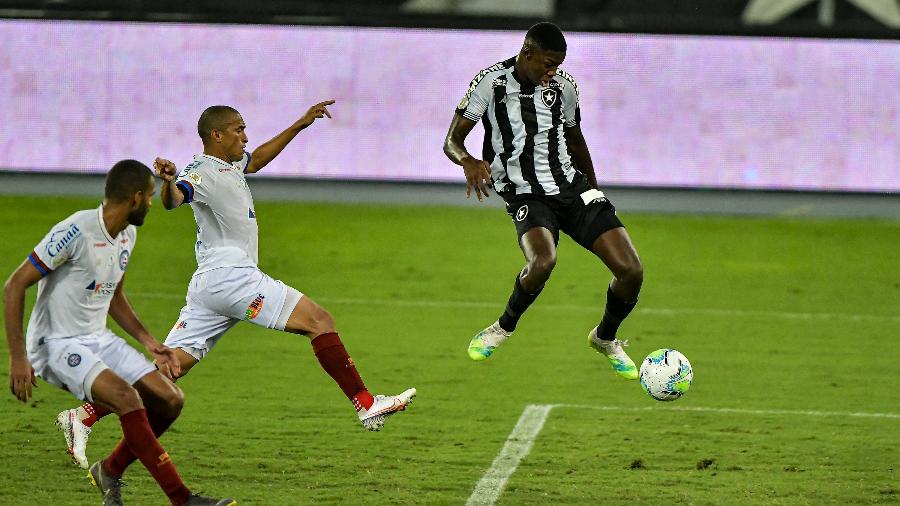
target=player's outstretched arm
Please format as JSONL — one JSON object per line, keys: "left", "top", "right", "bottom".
{"left": 565, "top": 125, "right": 599, "bottom": 190}
{"left": 245, "top": 99, "right": 335, "bottom": 174}
{"left": 3, "top": 261, "right": 42, "bottom": 402}
{"left": 154, "top": 158, "right": 185, "bottom": 210}
{"left": 443, "top": 114, "right": 492, "bottom": 201}
{"left": 108, "top": 275, "right": 181, "bottom": 378}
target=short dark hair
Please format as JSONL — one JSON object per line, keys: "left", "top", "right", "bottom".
{"left": 198, "top": 105, "right": 240, "bottom": 142}
{"left": 105, "top": 160, "right": 152, "bottom": 202}
{"left": 525, "top": 22, "right": 567, "bottom": 52}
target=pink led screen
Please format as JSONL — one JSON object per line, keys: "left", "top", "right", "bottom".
{"left": 1, "top": 20, "right": 898, "bottom": 192}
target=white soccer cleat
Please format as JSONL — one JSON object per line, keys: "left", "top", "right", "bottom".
{"left": 56, "top": 408, "right": 92, "bottom": 468}
{"left": 357, "top": 388, "right": 416, "bottom": 432}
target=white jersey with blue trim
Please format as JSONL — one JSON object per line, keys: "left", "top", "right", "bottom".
{"left": 175, "top": 152, "right": 259, "bottom": 274}
{"left": 25, "top": 205, "right": 137, "bottom": 349}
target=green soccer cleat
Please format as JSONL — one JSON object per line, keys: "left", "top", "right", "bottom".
{"left": 467, "top": 321, "right": 510, "bottom": 361}
{"left": 588, "top": 327, "right": 638, "bottom": 380}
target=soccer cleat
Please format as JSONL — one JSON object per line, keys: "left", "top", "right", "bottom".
{"left": 88, "top": 461, "right": 125, "bottom": 506}
{"left": 588, "top": 327, "right": 639, "bottom": 380}
{"left": 184, "top": 493, "right": 237, "bottom": 505}
{"left": 467, "top": 321, "right": 511, "bottom": 361}
{"left": 56, "top": 408, "right": 92, "bottom": 469}
{"left": 357, "top": 388, "right": 416, "bottom": 431}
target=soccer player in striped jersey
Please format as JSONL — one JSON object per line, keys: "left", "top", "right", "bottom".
{"left": 4, "top": 161, "right": 234, "bottom": 505}
{"left": 443, "top": 22, "right": 643, "bottom": 379}
{"left": 57, "top": 102, "right": 416, "bottom": 467}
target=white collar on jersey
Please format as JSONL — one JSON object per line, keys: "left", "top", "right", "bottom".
{"left": 198, "top": 153, "right": 238, "bottom": 168}
{"left": 96, "top": 204, "right": 117, "bottom": 245}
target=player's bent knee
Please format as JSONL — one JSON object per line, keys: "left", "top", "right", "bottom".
{"left": 160, "top": 384, "right": 185, "bottom": 417}
{"left": 528, "top": 255, "right": 557, "bottom": 280}
{"left": 108, "top": 385, "right": 144, "bottom": 415}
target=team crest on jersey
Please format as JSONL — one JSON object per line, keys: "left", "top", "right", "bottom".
{"left": 245, "top": 294, "right": 265, "bottom": 320}
{"left": 67, "top": 353, "right": 81, "bottom": 367}
{"left": 515, "top": 205, "right": 529, "bottom": 222}
{"left": 540, "top": 88, "right": 558, "bottom": 108}
{"left": 119, "top": 250, "right": 130, "bottom": 270}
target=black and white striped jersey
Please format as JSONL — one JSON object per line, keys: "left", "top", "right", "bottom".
{"left": 455, "top": 56, "right": 583, "bottom": 198}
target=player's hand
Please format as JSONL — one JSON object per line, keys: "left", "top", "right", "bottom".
{"left": 298, "top": 100, "right": 335, "bottom": 128}
{"left": 462, "top": 156, "right": 492, "bottom": 201}
{"left": 146, "top": 342, "right": 181, "bottom": 380}
{"left": 8, "top": 356, "right": 37, "bottom": 403}
{"left": 153, "top": 158, "right": 178, "bottom": 183}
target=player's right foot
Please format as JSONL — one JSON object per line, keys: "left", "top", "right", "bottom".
{"left": 358, "top": 388, "right": 416, "bottom": 431}
{"left": 88, "top": 460, "right": 125, "bottom": 506}
{"left": 184, "top": 493, "right": 237, "bottom": 505}
{"left": 56, "top": 408, "right": 92, "bottom": 469}
{"left": 467, "top": 321, "right": 511, "bottom": 361}
{"left": 588, "top": 327, "right": 639, "bottom": 380}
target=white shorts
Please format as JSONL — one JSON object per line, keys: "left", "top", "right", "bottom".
{"left": 28, "top": 329, "right": 156, "bottom": 402}
{"left": 164, "top": 266, "right": 303, "bottom": 360}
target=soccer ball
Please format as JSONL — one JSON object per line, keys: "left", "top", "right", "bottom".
{"left": 639, "top": 349, "right": 693, "bottom": 401}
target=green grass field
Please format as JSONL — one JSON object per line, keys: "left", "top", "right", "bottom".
{"left": 1, "top": 194, "right": 898, "bottom": 505}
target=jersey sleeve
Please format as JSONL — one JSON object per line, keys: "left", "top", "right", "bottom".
{"left": 455, "top": 71, "right": 493, "bottom": 123}
{"left": 238, "top": 151, "right": 252, "bottom": 173}
{"left": 558, "top": 70, "right": 581, "bottom": 128}
{"left": 28, "top": 218, "right": 84, "bottom": 277}
{"left": 175, "top": 160, "right": 209, "bottom": 205}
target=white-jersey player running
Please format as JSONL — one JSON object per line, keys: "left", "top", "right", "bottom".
{"left": 57, "top": 103, "right": 415, "bottom": 465}
{"left": 5, "top": 161, "right": 233, "bottom": 505}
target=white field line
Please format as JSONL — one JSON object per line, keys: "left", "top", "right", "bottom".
{"left": 132, "top": 292, "right": 900, "bottom": 323}
{"left": 469, "top": 402, "right": 899, "bottom": 505}
{"left": 465, "top": 404, "right": 554, "bottom": 506}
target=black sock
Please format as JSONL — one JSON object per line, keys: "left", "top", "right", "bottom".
{"left": 597, "top": 286, "right": 637, "bottom": 340}
{"left": 498, "top": 275, "right": 543, "bottom": 333}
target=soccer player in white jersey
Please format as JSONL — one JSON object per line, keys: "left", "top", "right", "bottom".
{"left": 4, "top": 160, "right": 234, "bottom": 505}
{"left": 443, "top": 22, "right": 644, "bottom": 379}
{"left": 57, "top": 102, "right": 415, "bottom": 466}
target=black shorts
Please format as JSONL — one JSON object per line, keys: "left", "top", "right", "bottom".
{"left": 504, "top": 184, "right": 624, "bottom": 251}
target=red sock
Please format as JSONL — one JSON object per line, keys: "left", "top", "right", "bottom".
{"left": 80, "top": 402, "right": 112, "bottom": 427}
{"left": 311, "top": 332, "right": 373, "bottom": 411}
{"left": 110, "top": 409, "right": 190, "bottom": 505}
{"left": 106, "top": 409, "right": 177, "bottom": 477}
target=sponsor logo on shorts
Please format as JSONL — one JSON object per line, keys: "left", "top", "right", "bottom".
{"left": 515, "top": 205, "right": 529, "bottom": 222}
{"left": 119, "top": 250, "right": 130, "bottom": 270}
{"left": 245, "top": 294, "right": 265, "bottom": 320}
{"left": 173, "top": 320, "right": 188, "bottom": 330}
{"left": 67, "top": 354, "right": 81, "bottom": 367}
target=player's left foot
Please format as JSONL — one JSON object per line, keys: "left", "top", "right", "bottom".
{"left": 467, "top": 321, "right": 511, "bottom": 361}
{"left": 88, "top": 460, "right": 125, "bottom": 506}
{"left": 56, "top": 408, "right": 92, "bottom": 469}
{"left": 358, "top": 388, "right": 416, "bottom": 431}
{"left": 184, "top": 493, "right": 237, "bottom": 505}
{"left": 588, "top": 327, "right": 638, "bottom": 380}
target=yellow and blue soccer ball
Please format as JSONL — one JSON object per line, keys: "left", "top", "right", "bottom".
{"left": 639, "top": 349, "right": 693, "bottom": 401}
